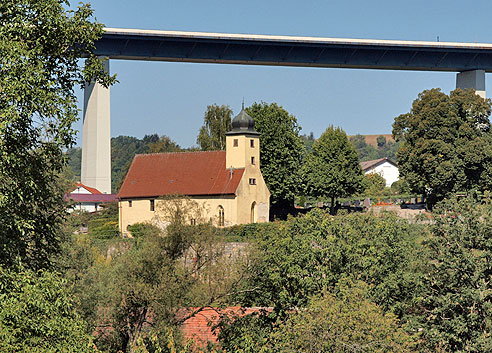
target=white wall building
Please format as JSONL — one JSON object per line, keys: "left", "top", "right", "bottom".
{"left": 360, "top": 158, "right": 399, "bottom": 187}
{"left": 66, "top": 183, "right": 117, "bottom": 213}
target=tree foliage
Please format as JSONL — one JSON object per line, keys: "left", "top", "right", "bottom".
{"left": 0, "top": 0, "right": 115, "bottom": 271}
{"left": 272, "top": 282, "right": 416, "bottom": 353}
{"left": 217, "top": 209, "right": 426, "bottom": 351}
{"left": 67, "top": 197, "right": 250, "bottom": 352}
{"left": 302, "top": 126, "right": 364, "bottom": 212}
{"left": 393, "top": 88, "right": 492, "bottom": 206}
{"left": 362, "top": 172, "right": 388, "bottom": 196}
{"left": 197, "top": 104, "right": 233, "bottom": 151}
{"left": 0, "top": 267, "right": 96, "bottom": 352}
{"left": 349, "top": 134, "right": 400, "bottom": 162}
{"left": 246, "top": 102, "right": 304, "bottom": 207}
{"left": 417, "top": 196, "right": 492, "bottom": 352}
{"left": 300, "top": 131, "right": 316, "bottom": 154}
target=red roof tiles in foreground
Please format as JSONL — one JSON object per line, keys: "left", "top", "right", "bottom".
{"left": 118, "top": 151, "right": 244, "bottom": 199}
{"left": 181, "top": 307, "right": 270, "bottom": 346}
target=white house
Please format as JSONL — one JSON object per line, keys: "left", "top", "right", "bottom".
{"left": 66, "top": 183, "right": 117, "bottom": 212}
{"left": 360, "top": 158, "right": 399, "bottom": 187}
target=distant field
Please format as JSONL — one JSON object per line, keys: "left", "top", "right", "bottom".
{"left": 349, "top": 134, "right": 395, "bottom": 147}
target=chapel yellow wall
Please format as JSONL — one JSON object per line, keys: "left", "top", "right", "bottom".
{"left": 119, "top": 198, "right": 155, "bottom": 234}
{"left": 119, "top": 195, "right": 239, "bottom": 236}
{"left": 235, "top": 161, "right": 270, "bottom": 224}
{"left": 226, "top": 133, "right": 270, "bottom": 223}
{"left": 225, "top": 134, "right": 260, "bottom": 170}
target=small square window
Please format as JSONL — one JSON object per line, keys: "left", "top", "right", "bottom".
{"left": 251, "top": 156, "right": 255, "bottom": 165}
{"left": 150, "top": 199, "right": 155, "bottom": 211}
{"left": 233, "top": 139, "right": 238, "bottom": 147}
{"left": 250, "top": 139, "right": 254, "bottom": 148}
{"left": 249, "top": 178, "right": 256, "bottom": 185}
{"left": 128, "top": 200, "right": 132, "bottom": 207}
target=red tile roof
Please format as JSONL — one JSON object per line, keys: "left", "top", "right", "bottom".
{"left": 73, "top": 183, "right": 102, "bottom": 194}
{"left": 118, "top": 151, "right": 244, "bottom": 199}
{"left": 181, "top": 307, "right": 271, "bottom": 346}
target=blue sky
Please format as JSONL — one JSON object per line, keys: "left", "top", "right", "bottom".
{"left": 73, "top": 0, "right": 492, "bottom": 148}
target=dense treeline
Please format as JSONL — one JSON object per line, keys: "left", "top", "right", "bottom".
{"left": 0, "top": 0, "right": 115, "bottom": 350}
{"left": 67, "top": 134, "right": 184, "bottom": 192}
{"left": 54, "top": 195, "right": 492, "bottom": 352}
{"left": 349, "top": 134, "right": 400, "bottom": 162}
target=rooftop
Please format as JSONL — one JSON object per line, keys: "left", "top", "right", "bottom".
{"left": 118, "top": 151, "right": 244, "bottom": 199}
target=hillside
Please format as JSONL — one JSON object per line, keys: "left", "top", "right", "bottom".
{"left": 351, "top": 134, "right": 395, "bottom": 147}
{"left": 348, "top": 134, "right": 400, "bottom": 162}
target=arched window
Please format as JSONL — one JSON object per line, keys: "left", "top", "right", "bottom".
{"left": 218, "top": 206, "right": 225, "bottom": 227}
{"left": 250, "top": 202, "right": 256, "bottom": 223}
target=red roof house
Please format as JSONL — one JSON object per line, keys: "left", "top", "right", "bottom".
{"left": 66, "top": 183, "right": 117, "bottom": 213}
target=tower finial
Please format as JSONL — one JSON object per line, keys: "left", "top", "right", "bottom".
{"left": 242, "top": 97, "right": 245, "bottom": 110}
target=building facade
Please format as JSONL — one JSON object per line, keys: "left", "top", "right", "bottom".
{"left": 66, "top": 183, "right": 117, "bottom": 213}
{"left": 360, "top": 158, "right": 399, "bottom": 187}
{"left": 117, "top": 108, "right": 270, "bottom": 235}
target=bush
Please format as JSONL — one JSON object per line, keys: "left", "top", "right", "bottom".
{"left": 272, "top": 281, "right": 417, "bottom": 353}
{"left": 127, "top": 223, "right": 161, "bottom": 238}
{"left": 89, "top": 220, "right": 119, "bottom": 239}
{"left": 218, "top": 222, "right": 276, "bottom": 242}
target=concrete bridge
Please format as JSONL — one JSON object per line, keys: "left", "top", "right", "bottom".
{"left": 83, "top": 28, "right": 492, "bottom": 194}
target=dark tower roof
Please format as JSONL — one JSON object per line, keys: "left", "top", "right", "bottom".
{"left": 226, "top": 105, "right": 260, "bottom": 136}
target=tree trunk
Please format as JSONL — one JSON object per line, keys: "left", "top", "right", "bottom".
{"left": 330, "top": 195, "right": 335, "bottom": 215}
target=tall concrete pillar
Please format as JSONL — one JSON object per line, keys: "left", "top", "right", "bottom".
{"left": 81, "top": 59, "right": 112, "bottom": 194}
{"left": 456, "top": 69, "right": 486, "bottom": 99}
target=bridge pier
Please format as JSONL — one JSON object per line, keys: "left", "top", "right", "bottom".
{"left": 81, "top": 59, "right": 112, "bottom": 194}
{"left": 456, "top": 69, "right": 486, "bottom": 99}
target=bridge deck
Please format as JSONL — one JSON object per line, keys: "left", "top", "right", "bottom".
{"left": 94, "top": 28, "right": 492, "bottom": 72}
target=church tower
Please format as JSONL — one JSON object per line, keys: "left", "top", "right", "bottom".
{"left": 225, "top": 105, "right": 261, "bottom": 169}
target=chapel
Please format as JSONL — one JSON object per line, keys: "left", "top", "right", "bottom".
{"left": 117, "top": 107, "right": 270, "bottom": 234}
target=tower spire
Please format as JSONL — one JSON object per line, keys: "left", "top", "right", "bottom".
{"left": 242, "top": 97, "right": 245, "bottom": 110}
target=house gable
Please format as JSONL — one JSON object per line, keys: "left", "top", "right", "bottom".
{"left": 360, "top": 158, "right": 399, "bottom": 187}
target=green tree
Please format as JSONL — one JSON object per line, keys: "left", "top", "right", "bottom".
{"left": 246, "top": 102, "right": 304, "bottom": 209}
{"left": 217, "top": 210, "right": 426, "bottom": 351}
{"left": 78, "top": 197, "right": 249, "bottom": 351}
{"left": 302, "top": 126, "right": 364, "bottom": 213}
{"left": 300, "top": 131, "right": 316, "bottom": 153}
{"left": 349, "top": 134, "right": 379, "bottom": 161}
{"left": 363, "top": 172, "right": 387, "bottom": 196}
{"left": 0, "top": 0, "right": 115, "bottom": 271}
{"left": 393, "top": 88, "right": 492, "bottom": 207}
{"left": 377, "top": 135, "right": 387, "bottom": 147}
{"left": 148, "top": 134, "right": 181, "bottom": 153}
{"left": 0, "top": 267, "right": 96, "bottom": 352}
{"left": 349, "top": 134, "right": 400, "bottom": 162}
{"left": 417, "top": 196, "right": 492, "bottom": 352}
{"left": 197, "top": 104, "right": 233, "bottom": 150}
{"left": 272, "top": 282, "right": 416, "bottom": 353}
{"left": 67, "top": 147, "right": 82, "bottom": 180}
